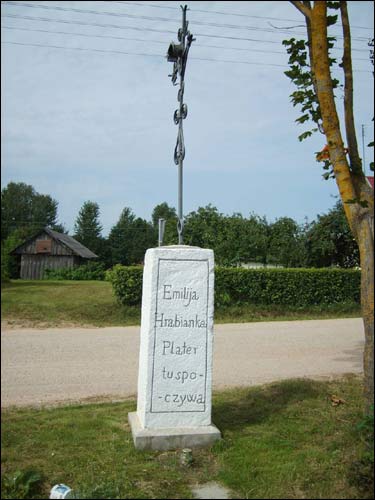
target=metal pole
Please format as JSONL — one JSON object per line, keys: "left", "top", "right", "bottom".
{"left": 158, "top": 218, "right": 166, "bottom": 247}
{"left": 177, "top": 6, "right": 186, "bottom": 245}
{"left": 167, "top": 5, "right": 194, "bottom": 245}
{"left": 178, "top": 158, "right": 183, "bottom": 244}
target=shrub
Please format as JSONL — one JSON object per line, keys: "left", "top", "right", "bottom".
{"left": 106, "top": 264, "right": 143, "bottom": 305}
{"left": 1, "top": 246, "right": 10, "bottom": 282}
{"left": 1, "top": 233, "right": 24, "bottom": 281}
{"left": 44, "top": 261, "right": 106, "bottom": 280}
{"left": 107, "top": 265, "right": 361, "bottom": 308}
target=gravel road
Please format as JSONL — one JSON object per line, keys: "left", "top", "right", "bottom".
{"left": 1, "top": 318, "right": 364, "bottom": 407}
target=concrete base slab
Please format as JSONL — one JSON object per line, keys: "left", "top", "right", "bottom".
{"left": 191, "top": 482, "right": 231, "bottom": 499}
{"left": 128, "top": 412, "right": 221, "bottom": 451}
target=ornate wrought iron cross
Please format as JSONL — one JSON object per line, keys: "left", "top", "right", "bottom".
{"left": 167, "top": 5, "right": 195, "bottom": 244}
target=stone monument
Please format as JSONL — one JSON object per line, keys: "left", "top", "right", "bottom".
{"left": 128, "top": 6, "right": 221, "bottom": 450}
{"left": 128, "top": 245, "right": 221, "bottom": 450}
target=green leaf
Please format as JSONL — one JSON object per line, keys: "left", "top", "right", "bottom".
{"left": 282, "top": 38, "right": 295, "bottom": 46}
{"left": 327, "top": 15, "right": 338, "bottom": 26}
{"left": 327, "top": 1, "right": 341, "bottom": 9}
{"left": 298, "top": 131, "right": 313, "bottom": 141}
{"left": 295, "top": 114, "right": 310, "bottom": 124}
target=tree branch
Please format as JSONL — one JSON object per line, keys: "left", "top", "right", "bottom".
{"left": 290, "top": 1, "right": 311, "bottom": 19}
{"left": 304, "top": 7, "right": 322, "bottom": 132}
{"left": 340, "top": 3, "right": 361, "bottom": 172}
{"left": 340, "top": 2, "right": 373, "bottom": 208}
{"left": 309, "top": 2, "right": 357, "bottom": 233}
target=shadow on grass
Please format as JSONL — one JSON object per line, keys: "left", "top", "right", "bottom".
{"left": 212, "top": 378, "right": 322, "bottom": 432}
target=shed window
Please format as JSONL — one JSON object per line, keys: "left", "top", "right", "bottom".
{"left": 36, "top": 240, "right": 52, "bottom": 253}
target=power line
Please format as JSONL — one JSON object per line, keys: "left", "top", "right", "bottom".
{"left": 1, "top": 12, "right": 177, "bottom": 36}
{"left": 0, "top": 40, "right": 286, "bottom": 67}
{"left": 2, "top": 1, "right": 371, "bottom": 43}
{"left": 1, "top": 13, "right": 370, "bottom": 52}
{"left": 0, "top": 25, "right": 287, "bottom": 55}
{"left": 2, "top": 25, "right": 370, "bottom": 62}
{"left": 2, "top": 1, "right": 183, "bottom": 24}
{"left": 1, "top": 39, "right": 165, "bottom": 59}
{"left": 116, "top": 1, "right": 374, "bottom": 31}
{"left": 2, "top": 40, "right": 372, "bottom": 72}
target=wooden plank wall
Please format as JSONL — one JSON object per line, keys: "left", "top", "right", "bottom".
{"left": 20, "top": 255, "right": 75, "bottom": 280}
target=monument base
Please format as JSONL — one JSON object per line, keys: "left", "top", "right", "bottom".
{"left": 128, "top": 412, "right": 221, "bottom": 451}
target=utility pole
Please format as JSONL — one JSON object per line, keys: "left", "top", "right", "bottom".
{"left": 167, "top": 5, "right": 195, "bottom": 244}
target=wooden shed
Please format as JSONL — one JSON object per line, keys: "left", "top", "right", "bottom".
{"left": 10, "top": 227, "right": 98, "bottom": 280}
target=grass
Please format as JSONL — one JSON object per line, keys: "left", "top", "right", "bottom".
{"left": 1, "top": 376, "right": 373, "bottom": 499}
{"left": 1, "top": 280, "right": 139, "bottom": 327}
{"left": 1, "top": 280, "right": 361, "bottom": 328}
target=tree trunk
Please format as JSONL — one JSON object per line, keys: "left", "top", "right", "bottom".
{"left": 358, "top": 214, "right": 374, "bottom": 413}
{"left": 309, "top": 2, "right": 374, "bottom": 412}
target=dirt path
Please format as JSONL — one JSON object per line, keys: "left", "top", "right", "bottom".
{"left": 1, "top": 318, "right": 364, "bottom": 407}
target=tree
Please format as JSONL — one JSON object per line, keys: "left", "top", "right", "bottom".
{"left": 215, "top": 213, "right": 270, "bottom": 267}
{"left": 268, "top": 217, "right": 307, "bottom": 267}
{"left": 74, "top": 201, "right": 103, "bottom": 256}
{"left": 184, "top": 205, "right": 226, "bottom": 260}
{"left": 1, "top": 182, "right": 60, "bottom": 241}
{"left": 1, "top": 182, "right": 64, "bottom": 279}
{"left": 131, "top": 217, "right": 156, "bottom": 263}
{"left": 243, "top": 214, "right": 270, "bottom": 266}
{"left": 285, "top": 1, "right": 374, "bottom": 412}
{"left": 108, "top": 207, "right": 154, "bottom": 266}
{"left": 217, "top": 213, "right": 250, "bottom": 267}
{"left": 151, "top": 202, "right": 178, "bottom": 246}
{"left": 108, "top": 207, "right": 135, "bottom": 266}
{"left": 306, "top": 201, "right": 359, "bottom": 268}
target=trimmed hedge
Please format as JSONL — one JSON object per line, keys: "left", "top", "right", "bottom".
{"left": 215, "top": 267, "right": 360, "bottom": 307}
{"left": 106, "top": 265, "right": 361, "bottom": 307}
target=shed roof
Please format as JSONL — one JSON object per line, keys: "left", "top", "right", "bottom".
{"left": 10, "top": 227, "right": 98, "bottom": 258}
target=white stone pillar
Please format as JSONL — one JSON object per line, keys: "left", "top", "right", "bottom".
{"left": 129, "top": 245, "right": 221, "bottom": 450}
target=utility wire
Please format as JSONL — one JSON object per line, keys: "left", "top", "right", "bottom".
{"left": 0, "top": 26, "right": 287, "bottom": 55}
{"left": 2, "top": 40, "right": 372, "bottom": 72}
{"left": 0, "top": 40, "right": 284, "bottom": 66}
{"left": 1, "top": 13, "right": 370, "bottom": 52}
{"left": 1, "top": 26, "right": 370, "bottom": 62}
{"left": 115, "top": 0, "right": 374, "bottom": 31}
{"left": 1, "top": 39, "right": 164, "bottom": 59}
{"left": 2, "top": 1, "right": 371, "bottom": 42}
{"left": 0, "top": 13, "right": 292, "bottom": 45}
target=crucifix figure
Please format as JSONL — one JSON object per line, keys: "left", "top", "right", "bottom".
{"left": 167, "top": 5, "right": 195, "bottom": 244}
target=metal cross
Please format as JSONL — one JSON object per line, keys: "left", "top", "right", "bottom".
{"left": 167, "top": 5, "right": 195, "bottom": 244}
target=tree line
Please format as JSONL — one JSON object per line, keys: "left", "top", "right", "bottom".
{"left": 1, "top": 181, "right": 359, "bottom": 278}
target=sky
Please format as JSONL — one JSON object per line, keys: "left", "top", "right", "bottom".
{"left": 1, "top": 0, "right": 374, "bottom": 236}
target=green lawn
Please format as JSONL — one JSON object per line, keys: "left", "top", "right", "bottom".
{"left": 1, "top": 376, "right": 373, "bottom": 499}
{"left": 1, "top": 280, "right": 361, "bottom": 328}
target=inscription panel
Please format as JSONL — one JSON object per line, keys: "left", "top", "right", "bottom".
{"left": 150, "top": 258, "right": 209, "bottom": 413}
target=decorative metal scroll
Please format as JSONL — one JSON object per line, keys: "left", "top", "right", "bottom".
{"left": 167, "top": 5, "right": 195, "bottom": 244}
